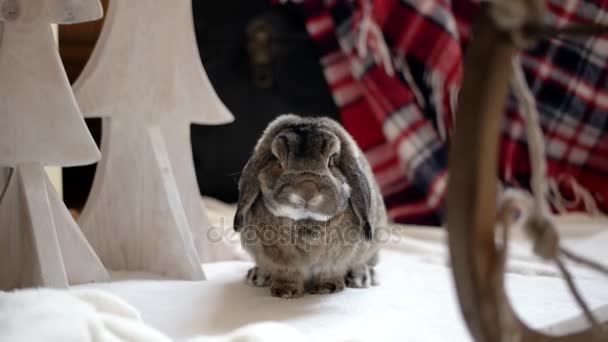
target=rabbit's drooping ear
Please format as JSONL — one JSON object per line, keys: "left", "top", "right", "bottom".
{"left": 233, "top": 156, "right": 262, "bottom": 232}
{"left": 319, "top": 117, "right": 374, "bottom": 240}
{"left": 234, "top": 114, "right": 302, "bottom": 232}
{"left": 338, "top": 150, "right": 373, "bottom": 240}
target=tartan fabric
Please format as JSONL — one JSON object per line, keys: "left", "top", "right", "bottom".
{"left": 276, "top": 0, "right": 608, "bottom": 224}
{"left": 502, "top": 1, "right": 608, "bottom": 215}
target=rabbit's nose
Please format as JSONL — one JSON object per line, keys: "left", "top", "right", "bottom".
{"left": 295, "top": 180, "right": 319, "bottom": 202}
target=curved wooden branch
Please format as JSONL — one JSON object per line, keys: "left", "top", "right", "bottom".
{"left": 447, "top": 5, "right": 607, "bottom": 342}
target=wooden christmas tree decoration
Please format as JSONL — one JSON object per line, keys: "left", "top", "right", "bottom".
{"left": 73, "top": 0, "right": 234, "bottom": 280}
{"left": 0, "top": 0, "right": 109, "bottom": 290}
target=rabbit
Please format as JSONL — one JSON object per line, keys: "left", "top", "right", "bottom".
{"left": 233, "top": 114, "right": 387, "bottom": 298}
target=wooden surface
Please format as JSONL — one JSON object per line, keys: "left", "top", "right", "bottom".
{"left": 447, "top": 9, "right": 515, "bottom": 341}
{"left": 45, "top": 0, "right": 102, "bottom": 24}
{"left": 74, "top": 0, "right": 234, "bottom": 279}
{"left": 73, "top": 0, "right": 232, "bottom": 124}
{"left": 77, "top": 118, "right": 206, "bottom": 279}
{"left": 0, "top": 0, "right": 101, "bottom": 24}
{"left": 0, "top": 167, "right": 8, "bottom": 196}
{"left": 0, "top": 9, "right": 100, "bottom": 167}
{"left": 0, "top": 164, "right": 109, "bottom": 289}
{"left": 163, "top": 122, "right": 223, "bottom": 261}
{"left": 0, "top": 0, "right": 108, "bottom": 290}
{"left": 447, "top": 5, "right": 606, "bottom": 342}
{"left": 12, "top": 164, "right": 67, "bottom": 288}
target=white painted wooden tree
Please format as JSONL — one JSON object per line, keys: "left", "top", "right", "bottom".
{"left": 74, "top": 0, "right": 234, "bottom": 280}
{"left": 0, "top": 168, "right": 8, "bottom": 194}
{"left": 0, "top": 0, "right": 109, "bottom": 290}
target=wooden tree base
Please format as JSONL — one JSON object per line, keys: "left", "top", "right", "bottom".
{"left": 78, "top": 118, "right": 205, "bottom": 280}
{"left": 162, "top": 122, "right": 224, "bottom": 262}
{"left": 0, "top": 163, "right": 109, "bottom": 290}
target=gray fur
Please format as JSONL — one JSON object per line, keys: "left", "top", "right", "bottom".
{"left": 235, "top": 114, "right": 387, "bottom": 298}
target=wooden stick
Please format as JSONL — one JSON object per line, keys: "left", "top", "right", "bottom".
{"left": 447, "top": 4, "right": 608, "bottom": 341}
{"left": 447, "top": 7, "right": 516, "bottom": 340}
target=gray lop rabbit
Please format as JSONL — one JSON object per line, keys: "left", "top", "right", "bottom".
{"left": 234, "top": 114, "right": 387, "bottom": 298}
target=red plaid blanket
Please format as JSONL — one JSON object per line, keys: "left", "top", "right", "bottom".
{"left": 276, "top": 0, "right": 608, "bottom": 224}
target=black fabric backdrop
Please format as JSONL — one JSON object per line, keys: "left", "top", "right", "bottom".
{"left": 191, "top": 1, "right": 339, "bottom": 203}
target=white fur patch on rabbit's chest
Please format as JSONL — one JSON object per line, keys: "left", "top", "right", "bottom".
{"left": 262, "top": 182, "right": 351, "bottom": 222}
{"left": 265, "top": 202, "right": 333, "bottom": 222}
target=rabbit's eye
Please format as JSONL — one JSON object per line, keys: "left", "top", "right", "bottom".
{"left": 328, "top": 154, "right": 338, "bottom": 167}
{"left": 269, "top": 154, "right": 284, "bottom": 169}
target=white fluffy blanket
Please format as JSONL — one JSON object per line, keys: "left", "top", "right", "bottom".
{"left": 0, "top": 289, "right": 171, "bottom": 342}
{"left": 0, "top": 288, "right": 310, "bottom": 342}
{"left": 1, "top": 198, "right": 607, "bottom": 341}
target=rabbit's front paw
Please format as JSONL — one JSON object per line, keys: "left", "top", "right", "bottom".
{"left": 310, "top": 278, "right": 345, "bottom": 295}
{"left": 270, "top": 280, "right": 304, "bottom": 299}
{"left": 246, "top": 266, "right": 271, "bottom": 287}
{"left": 345, "top": 265, "right": 377, "bottom": 288}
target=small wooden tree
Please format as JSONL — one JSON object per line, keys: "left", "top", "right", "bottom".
{"left": 73, "top": 0, "right": 233, "bottom": 280}
{"left": 0, "top": 0, "right": 109, "bottom": 290}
